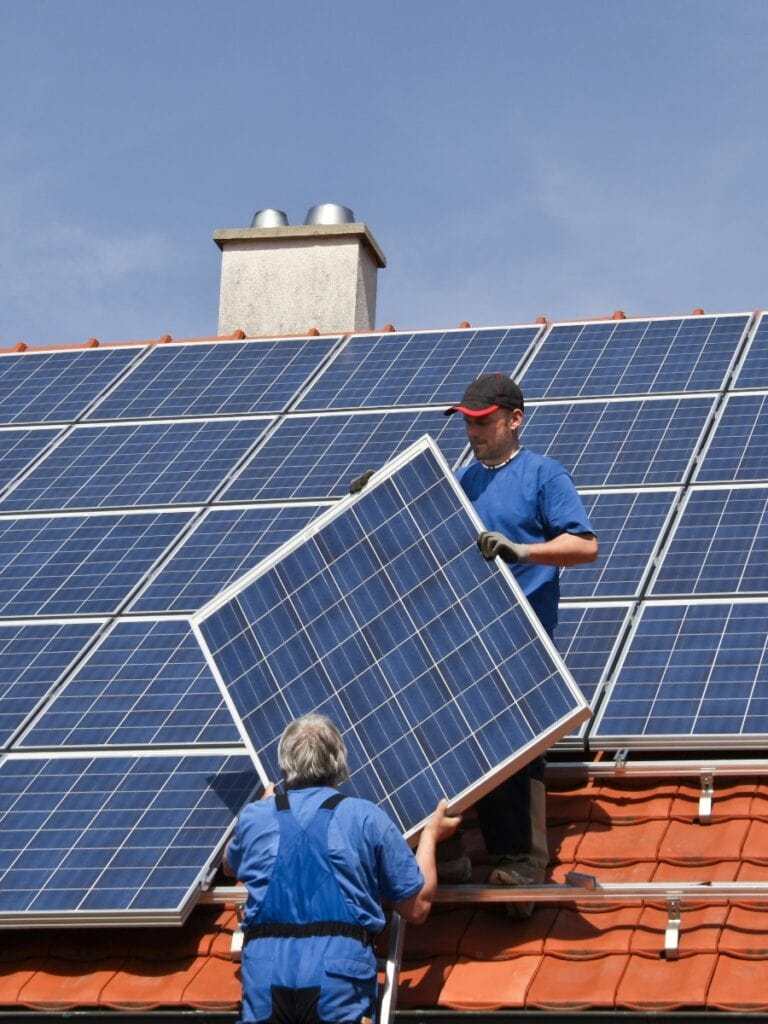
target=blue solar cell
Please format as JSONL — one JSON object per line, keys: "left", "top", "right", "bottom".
{"left": 695, "top": 393, "right": 768, "bottom": 483}
{"left": 87, "top": 337, "right": 339, "bottom": 420}
{"left": 17, "top": 619, "right": 239, "bottom": 749}
{"left": 196, "top": 439, "right": 588, "bottom": 836}
{"left": 591, "top": 601, "right": 768, "bottom": 746}
{"left": 129, "top": 504, "right": 325, "bottom": 613}
{"left": 0, "top": 511, "right": 192, "bottom": 615}
{"left": 0, "top": 428, "right": 64, "bottom": 494}
{"left": 651, "top": 486, "right": 768, "bottom": 596}
{"left": 520, "top": 315, "right": 749, "bottom": 400}
{"left": 220, "top": 411, "right": 469, "bottom": 502}
{"left": 0, "top": 419, "right": 272, "bottom": 513}
{"left": 732, "top": 313, "right": 768, "bottom": 388}
{"left": 0, "top": 347, "right": 140, "bottom": 425}
{"left": 0, "top": 752, "right": 258, "bottom": 922}
{"left": 560, "top": 490, "right": 677, "bottom": 599}
{"left": 518, "top": 396, "right": 714, "bottom": 487}
{"left": 295, "top": 325, "right": 542, "bottom": 410}
{"left": 556, "top": 604, "right": 631, "bottom": 708}
{"left": 0, "top": 621, "right": 104, "bottom": 748}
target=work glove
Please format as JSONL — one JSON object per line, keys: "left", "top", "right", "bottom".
{"left": 478, "top": 531, "right": 531, "bottom": 564}
{"left": 349, "top": 469, "right": 374, "bottom": 494}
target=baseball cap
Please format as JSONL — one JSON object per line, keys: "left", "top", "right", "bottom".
{"left": 444, "top": 372, "right": 525, "bottom": 417}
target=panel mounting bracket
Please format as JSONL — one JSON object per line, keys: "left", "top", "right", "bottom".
{"left": 664, "top": 896, "right": 682, "bottom": 960}
{"left": 699, "top": 772, "right": 714, "bottom": 822}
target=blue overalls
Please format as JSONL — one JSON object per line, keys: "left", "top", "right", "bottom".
{"left": 240, "top": 790, "right": 378, "bottom": 1024}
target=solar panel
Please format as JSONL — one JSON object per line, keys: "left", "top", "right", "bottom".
{"left": 0, "top": 418, "right": 272, "bottom": 513}
{"left": 590, "top": 600, "right": 768, "bottom": 749}
{"left": 219, "top": 410, "right": 469, "bottom": 502}
{"left": 194, "top": 437, "right": 589, "bottom": 837}
{"left": 0, "top": 750, "right": 258, "bottom": 926}
{"left": 560, "top": 490, "right": 678, "bottom": 599}
{"left": 519, "top": 314, "right": 750, "bottom": 400}
{"left": 0, "top": 347, "right": 141, "bottom": 425}
{"left": 0, "top": 427, "right": 63, "bottom": 493}
{"left": 694, "top": 393, "right": 768, "bottom": 484}
{"left": 732, "top": 311, "right": 768, "bottom": 389}
{"left": 517, "top": 396, "right": 715, "bottom": 488}
{"left": 295, "top": 324, "right": 542, "bottom": 410}
{"left": 556, "top": 603, "right": 632, "bottom": 709}
{"left": 650, "top": 486, "right": 768, "bottom": 597}
{"left": 0, "top": 510, "right": 192, "bottom": 616}
{"left": 87, "top": 336, "right": 340, "bottom": 420}
{"left": 16, "top": 619, "right": 240, "bottom": 750}
{"left": 0, "top": 620, "right": 104, "bottom": 749}
{"left": 129, "top": 504, "right": 326, "bottom": 614}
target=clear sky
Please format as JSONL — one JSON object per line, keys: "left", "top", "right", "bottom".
{"left": 2, "top": 1, "right": 767, "bottom": 347}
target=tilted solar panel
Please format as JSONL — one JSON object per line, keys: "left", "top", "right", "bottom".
{"left": 517, "top": 396, "right": 715, "bottom": 488}
{"left": 0, "top": 427, "right": 64, "bottom": 494}
{"left": 731, "top": 311, "right": 768, "bottom": 389}
{"left": 129, "top": 504, "right": 326, "bottom": 614}
{"left": 194, "top": 438, "right": 589, "bottom": 838}
{"left": 87, "top": 336, "right": 340, "bottom": 420}
{"left": 0, "top": 418, "right": 272, "bottom": 513}
{"left": 219, "top": 410, "right": 469, "bottom": 502}
{"left": 0, "top": 347, "right": 142, "bottom": 425}
{"left": 16, "top": 619, "right": 239, "bottom": 750}
{"left": 0, "top": 751, "right": 259, "bottom": 926}
{"left": 694, "top": 393, "right": 768, "bottom": 484}
{"left": 590, "top": 600, "right": 768, "bottom": 748}
{"left": 295, "top": 325, "right": 543, "bottom": 410}
{"left": 519, "top": 314, "right": 750, "bottom": 400}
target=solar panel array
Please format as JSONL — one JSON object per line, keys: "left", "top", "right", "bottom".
{"left": 1, "top": 309, "right": 766, "bottom": 924}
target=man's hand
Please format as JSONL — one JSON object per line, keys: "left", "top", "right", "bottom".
{"left": 478, "top": 531, "right": 531, "bottom": 564}
{"left": 349, "top": 469, "right": 374, "bottom": 494}
{"left": 423, "top": 798, "right": 462, "bottom": 845}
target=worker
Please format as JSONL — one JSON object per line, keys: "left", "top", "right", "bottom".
{"left": 223, "top": 713, "right": 461, "bottom": 1024}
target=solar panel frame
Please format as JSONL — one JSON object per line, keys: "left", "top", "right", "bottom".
{"left": 589, "top": 598, "right": 768, "bottom": 750}
{"left": 193, "top": 436, "right": 590, "bottom": 838}
{"left": 294, "top": 324, "right": 544, "bottom": 411}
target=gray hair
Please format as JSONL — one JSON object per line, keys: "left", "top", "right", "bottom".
{"left": 278, "top": 713, "right": 350, "bottom": 789}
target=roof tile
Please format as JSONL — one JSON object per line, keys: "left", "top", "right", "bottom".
{"left": 616, "top": 952, "right": 718, "bottom": 1010}
{"left": 526, "top": 952, "right": 627, "bottom": 1009}
{"left": 707, "top": 952, "right": 768, "bottom": 1011}
{"left": 438, "top": 955, "right": 542, "bottom": 1010}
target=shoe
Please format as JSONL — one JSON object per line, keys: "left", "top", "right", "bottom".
{"left": 488, "top": 856, "right": 542, "bottom": 919}
{"left": 436, "top": 853, "right": 472, "bottom": 884}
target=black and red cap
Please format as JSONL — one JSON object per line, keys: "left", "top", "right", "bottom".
{"left": 444, "top": 372, "right": 525, "bottom": 417}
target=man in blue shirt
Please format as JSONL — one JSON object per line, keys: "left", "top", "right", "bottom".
{"left": 224, "top": 713, "right": 460, "bottom": 1024}
{"left": 442, "top": 372, "right": 598, "bottom": 914}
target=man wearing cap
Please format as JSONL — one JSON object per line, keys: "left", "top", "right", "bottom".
{"left": 441, "top": 371, "right": 598, "bottom": 913}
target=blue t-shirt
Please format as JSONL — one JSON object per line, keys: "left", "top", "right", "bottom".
{"left": 226, "top": 786, "right": 425, "bottom": 933}
{"left": 457, "top": 448, "right": 594, "bottom": 634}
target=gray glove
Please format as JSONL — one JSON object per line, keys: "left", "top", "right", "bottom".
{"left": 349, "top": 469, "right": 374, "bottom": 494}
{"left": 478, "top": 531, "right": 531, "bottom": 564}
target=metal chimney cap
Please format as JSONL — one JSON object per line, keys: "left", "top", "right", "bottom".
{"left": 304, "top": 203, "right": 355, "bottom": 226}
{"left": 251, "top": 208, "right": 289, "bottom": 228}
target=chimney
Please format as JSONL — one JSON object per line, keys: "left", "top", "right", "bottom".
{"left": 213, "top": 204, "right": 386, "bottom": 337}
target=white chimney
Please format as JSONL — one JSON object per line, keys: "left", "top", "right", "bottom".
{"left": 213, "top": 204, "right": 386, "bottom": 337}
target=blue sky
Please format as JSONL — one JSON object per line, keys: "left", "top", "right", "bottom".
{"left": 1, "top": 1, "right": 767, "bottom": 346}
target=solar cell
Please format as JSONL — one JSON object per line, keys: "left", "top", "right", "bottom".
{"left": 517, "top": 396, "right": 714, "bottom": 488}
{"left": 129, "top": 504, "right": 325, "bottom": 613}
{"left": 0, "top": 620, "right": 104, "bottom": 749}
{"left": 17, "top": 619, "right": 240, "bottom": 749}
{"left": 295, "top": 325, "right": 542, "bottom": 411}
{"left": 590, "top": 600, "right": 768, "bottom": 748}
{"left": 560, "top": 490, "right": 678, "bottom": 599}
{"left": 195, "top": 438, "right": 589, "bottom": 837}
{"left": 0, "top": 347, "right": 140, "bottom": 425}
{"left": 519, "top": 314, "right": 749, "bottom": 400}
{"left": 0, "top": 418, "right": 272, "bottom": 513}
{"left": 0, "top": 427, "right": 63, "bottom": 494}
{"left": 220, "top": 410, "right": 469, "bottom": 502}
{"left": 0, "top": 510, "right": 192, "bottom": 616}
{"left": 87, "top": 336, "right": 339, "bottom": 420}
{"left": 731, "top": 311, "right": 768, "bottom": 389}
{"left": 650, "top": 486, "right": 768, "bottom": 596}
{"left": 556, "top": 603, "right": 632, "bottom": 708}
{"left": 0, "top": 751, "right": 258, "bottom": 925}
{"left": 694, "top": 393, "right": 768, "bottom": 484}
